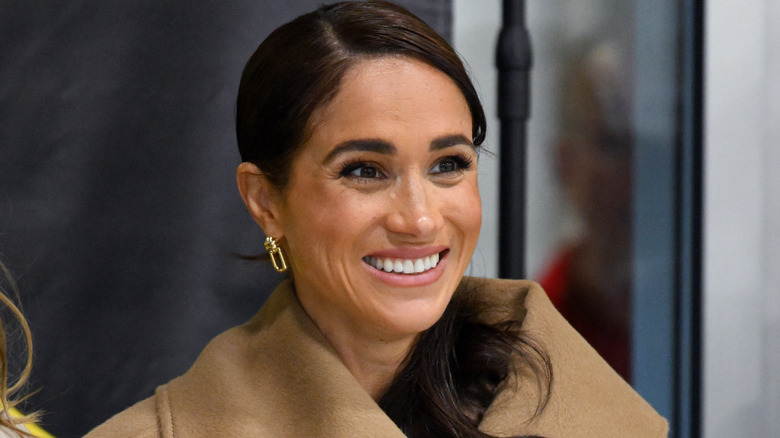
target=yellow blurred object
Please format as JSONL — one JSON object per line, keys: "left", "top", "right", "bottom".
{"left": 7, "top": 407, "right": 54, "bottom": 438}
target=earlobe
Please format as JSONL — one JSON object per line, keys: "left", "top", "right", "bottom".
{"left": 236, "top": 162, "right": 284, "bottom": 238}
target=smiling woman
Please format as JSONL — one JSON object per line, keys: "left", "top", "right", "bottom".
{"left": 86, "top": 1, "right": 667, "bottom": 437}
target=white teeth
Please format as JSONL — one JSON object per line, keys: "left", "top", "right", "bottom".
{"left": 363, "top": 253, "right": 443, "bottom": 275}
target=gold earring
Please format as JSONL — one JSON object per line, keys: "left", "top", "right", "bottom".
{"left": 264, "top": 236, "right": 288, "bottom": 273}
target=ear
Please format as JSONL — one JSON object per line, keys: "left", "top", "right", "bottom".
{"left": 236, "top": 162, "right": 285, "bottom": 239}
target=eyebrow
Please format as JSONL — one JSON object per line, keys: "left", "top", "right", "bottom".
{"left": 431, "top": 134, "right": 474, "bottom": 151}
{"left": 323, "top": 134, "right": 474, "bottom": 165}
{"left": 323, "top": 139, "right": 395, "bottom": 165}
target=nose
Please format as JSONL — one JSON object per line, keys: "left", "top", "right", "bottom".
{"left": 385, "top": 175, "right": 442, "bottom": 240}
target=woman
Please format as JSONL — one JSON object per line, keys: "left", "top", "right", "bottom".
{"left": 87, "top": 2, "right": 667, "bottom": 436}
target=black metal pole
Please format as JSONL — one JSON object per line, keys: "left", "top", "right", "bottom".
{"left": 496, "top": 0, "right": 531, "bottom": 279}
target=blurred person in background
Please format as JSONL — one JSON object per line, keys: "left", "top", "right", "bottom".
{"left": 537, "top": 39, "right": 635, "bottom": 381}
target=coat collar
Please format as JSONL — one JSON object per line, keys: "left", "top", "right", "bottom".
{"left": 157, "top": 277, "right": 667, "bottom": 437}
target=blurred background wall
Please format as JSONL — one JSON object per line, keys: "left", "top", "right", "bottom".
{"left": 703, "top": 0, "right": 780, "bottom": 436}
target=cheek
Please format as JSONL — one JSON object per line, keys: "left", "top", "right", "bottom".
{"left": 465, "top": 189, "right": 483, "bottom": 238}
{"left": 446, "top": 182, "right": 482, "bottom": 240}
{"left": 284, "top": 183, "right": 378, "bottom": 254}
{"left": 280, "top": 179, "right": 332, "bottom": 253}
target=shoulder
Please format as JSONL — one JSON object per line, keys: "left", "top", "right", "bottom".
{"left": 527, "top": 287, "right": 667, "bottom": 435}
{"left": 468, "top": 277, "right": 668, "bottom": 437}
{"left": 84, "top": 394, "right": 160, "bottom": 438}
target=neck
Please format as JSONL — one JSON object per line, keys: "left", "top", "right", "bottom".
{"left": 295, "top": 290, "right": 416, "bottom": 401}
{"left": 326, "top": 329, "right": 414, "bottom": 400}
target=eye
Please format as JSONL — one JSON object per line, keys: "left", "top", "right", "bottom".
{"left": 339, "top": 161, "right": 385, "bottom": 180}
{"left": 430, "top": 155, "right": 473, "bottom": 175}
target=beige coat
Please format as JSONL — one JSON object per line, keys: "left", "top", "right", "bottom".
{"left": 86, "top": 277, "right": 667, "bottom": 437}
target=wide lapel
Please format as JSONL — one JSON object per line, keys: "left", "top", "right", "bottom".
{"left": 163, "top": 279, "right": 406, "bottom": 437}
{"left": 475, "top": 278, "right": 668, "bottom": 437}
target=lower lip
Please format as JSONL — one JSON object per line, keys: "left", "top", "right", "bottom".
{"left": 363, "top": 251, "right": 448, "bottom": 287}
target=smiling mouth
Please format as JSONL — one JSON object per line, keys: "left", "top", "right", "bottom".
{"left": 362, "top": 251, "right": 446, "bottom": 275}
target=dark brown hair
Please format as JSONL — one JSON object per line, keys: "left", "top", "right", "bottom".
{"left": 236, "top": 2, "right": 550, "bottom": 436}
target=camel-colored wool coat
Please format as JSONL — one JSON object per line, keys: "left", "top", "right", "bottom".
{"left": 86, "top": 277, "right": 667, "bottom": 437}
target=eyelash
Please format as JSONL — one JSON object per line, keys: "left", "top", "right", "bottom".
{"left": 337, "top": 153, "right": 475, "bottom": 181}
{"left": 431, "top": 154, "right": 474, "bottom": 175}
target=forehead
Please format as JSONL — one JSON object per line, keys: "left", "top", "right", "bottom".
{"left": 306, "top": 56, "right": 472, "bottom": 141}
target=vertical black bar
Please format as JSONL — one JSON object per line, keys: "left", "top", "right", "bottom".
{"left": 673, "top": 0, "right": 704, "bottom": 436}
{"left": 496, "top": 0, "right": 531, "bottom": 279}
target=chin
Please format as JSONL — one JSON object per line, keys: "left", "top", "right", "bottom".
{"left": 374, "top": 293, "right": 452, "bottom": 336}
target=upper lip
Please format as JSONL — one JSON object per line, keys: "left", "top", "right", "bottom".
{"left": 366, "top": 246, "right": 448, "bottom": 259}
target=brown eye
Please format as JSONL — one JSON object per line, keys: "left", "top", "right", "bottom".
{"left": 359, "top": 166, "right": 379, "bottom": 178}
{"left": 430, "top": 155, "right": 473, "bottom": 175}
{"left": 339, "top": 161, "right": 385, "bottom": 180}
{"left": 437, "top": 158, "right": 457, "bottom": 173}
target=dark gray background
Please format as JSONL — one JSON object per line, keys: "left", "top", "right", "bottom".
{"left": 0, "top": 1, "right": 451, "bottom": 436}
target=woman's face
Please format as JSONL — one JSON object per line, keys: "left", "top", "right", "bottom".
{"left": 270, "top": 57, "right": 481, "bottom": 341}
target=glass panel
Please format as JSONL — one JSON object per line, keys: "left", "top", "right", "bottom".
{"left": 528, "top": 0, "right": 641, "bottom": 382}
{"left": 526, "top": 1, "right": 693, "bottom": 430}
